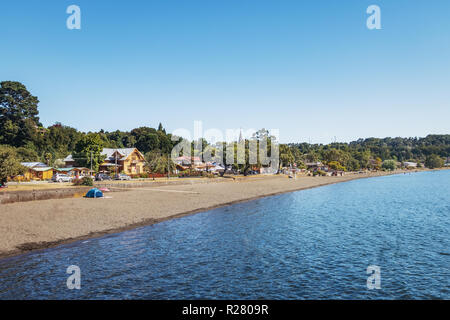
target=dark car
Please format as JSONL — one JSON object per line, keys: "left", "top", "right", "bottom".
{"left": 95, "top": 173, "right": 112, "bottom": 181}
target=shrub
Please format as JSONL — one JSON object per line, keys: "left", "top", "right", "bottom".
{"left": 73, "top": 176, "right": 93, "bottom": 186}
{"left": 81, "top": 176, "right": 94, "bottom": 186}
{"left": 382, "top": 160, "right": 396, "bottom": 171}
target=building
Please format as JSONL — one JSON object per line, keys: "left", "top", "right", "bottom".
{"left": 19, "top": 162, "right": 54, "bottom": 181}
{"left": 174, "top": 156, "right": 203, "bottom": 166}
{"left": 63, "top": 154, "right": 76, "bottom": 168}
{"left": 403, "top": 161, "right": 418, "bottom": 168}
{"left": 64, "top": 148, "right": 146, "bottom": 176}
{"left": 99, "top": 148, "right": 145, "bottom": 175}
{"left": 305, "top": 162, "right": 329, "bottom": 172}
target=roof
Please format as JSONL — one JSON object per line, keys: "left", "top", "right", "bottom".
{"left": 31, "top": 167, "right": 53, "bottom": 172}
{"left": 64, "top": 148, "right": 144, "bottom": 163}
{"left": 72, "top": 167, "right": 91, "bottom": 171}
{"left": 21, "top": 162, "right": 48, "bottom": 168}
{"left": 175, "top": 156, "right": 202, "bottom": 162}
{"left": 63, "top": 155, "right": 74, "bottom": 162}
{"left": 102, "top": 148, "right": 137, "bottom": 161}
{"left": 55, "top": 167, "right": 74, "bottom": 172}
{"left": 305, "top": 162, "right": 323, "bottom": 167}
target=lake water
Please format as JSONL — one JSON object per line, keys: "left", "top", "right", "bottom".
{"left": 0, "top": 171, "right": 449, "bottom": 299}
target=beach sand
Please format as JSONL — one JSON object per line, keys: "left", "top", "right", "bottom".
{"left": 0, "top": 171, "right": 400, "bottom": 258}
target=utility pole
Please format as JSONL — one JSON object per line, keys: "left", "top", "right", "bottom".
{"left": 167, "top": 154, "right": 170, "bottom": 179}
{"left": 90, "top": 151, "right": 93, "bottom": 174}
{"left": 115, "top": 151, "right": 118, "bottom": 177}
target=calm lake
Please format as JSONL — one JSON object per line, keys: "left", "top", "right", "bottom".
{"left": 0, "top": 170, "right": 449, "bottom": 299}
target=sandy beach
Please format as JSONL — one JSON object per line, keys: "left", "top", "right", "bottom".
{"left": 0, "top": 171, "right": 405, "bottom": 258}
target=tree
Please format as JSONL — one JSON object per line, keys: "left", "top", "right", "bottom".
{"left": 279, "top": 144, "right": 294, "bottom": 170}
{"left": 44, "top": 124, "right": 83, "bottom": 159}
{"left": 328, "top": 161, "right": 345, "bottom": 171}
{"left": 53, "top": 158, "right": 66, "bottom": 168}
{"left": 15, "top": 146, "right": 39, "bottom": 162}
{"left": 374, "top": 157, "right": 382, "bottom": 170}
{"left": 0, "top": 81, "right": 40, "bottom": 147}
{"left": 131, "top": 127, "right": 161, "bottom": 154}
{"left": 44, "top": 152, "right": 53, "bottom": 165}
{"left": 144, "top": 150, "right": 176, "bottom": 174}
{"left": 72, "top": 133, "right": 105, "bottom": 171}
{"left": 424, "top": 154, "right": 444, "bottom": 169}
{"left": 382, "top": 159, "right": 397, "bottom": 171}
{"left": 0, "top": 145, "right": 26, "bottom": 186}
{"left": 157, "top": 122, "right": 166, "bottom": 134}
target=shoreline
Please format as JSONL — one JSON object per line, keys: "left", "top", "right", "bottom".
{"left": 0, "top": 170, "right": 442, "bottom": 260}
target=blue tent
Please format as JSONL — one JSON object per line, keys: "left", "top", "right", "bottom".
{"left": 85, "top": 188, "right": 103, "bottom": 198}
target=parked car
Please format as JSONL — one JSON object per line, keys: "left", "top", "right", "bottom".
{"left": 95, "top": 173, "right": 112, "bottom": 181}
{"left": 115, "top": 173, "right": 131, "bottom": 181}
{"left": 52, "top": 173, "right": 73, "bottom": 183}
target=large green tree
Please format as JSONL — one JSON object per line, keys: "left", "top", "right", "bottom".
{"left": 425, "top": 154, "right": 444, "bottom": 169}
{"left": 72, "top": 133, "right": 105, "bottom": 171}
{"left": 0, "top": 145, "right": 26, "bottom": 186}
{"left": 144, "top": 150, "right": 176, "bottom": 174}
{"left": 0, "top": 81, "right": 40, "bottom": 147}
{"left": 382, "top": 159, "right": 397, "bottom": 171}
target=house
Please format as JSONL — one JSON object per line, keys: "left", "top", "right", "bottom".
{"left": 174, "top": 156, "right": 203, "bottom": 166}
{"left": 193, "top": 162, "right": 217, "bottom": 172}
{"left": 305, "top": 162, "right": 329, "bottom": 172}
{"left": 403, "top": 161, "right": 417, "bottom": 168}
{"left": 63, "top": 154, "right": 77, "bottom": 168}
{"left": 64, "top": 148, "right": 146, "bottom": 176}
{"left": 20, "top": 162, "right": 54, "bottom": 181}
{"left": 99, "top": 148, "right": 145, "bottom": 176}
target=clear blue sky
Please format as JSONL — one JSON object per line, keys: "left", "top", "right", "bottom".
{"left": 2, "top": 0, "right": 449, "bottom": 143}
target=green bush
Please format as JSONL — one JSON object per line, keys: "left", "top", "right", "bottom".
{"left": 73, "top": 176, "right": 93, "bottom": 186}
{"left": 382, "top": 160, "right": 397, "bottom": 171}
{"left": 81, "top": 176, "right": 94, "bottom": 186}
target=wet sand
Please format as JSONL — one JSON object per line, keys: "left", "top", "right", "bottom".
{"left": 0, "top": 171, "right": 403, "bottom": 258}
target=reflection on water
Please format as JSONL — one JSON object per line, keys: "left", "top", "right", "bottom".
{"left": 0, "top": 171, "right": 449, "bottom": 299}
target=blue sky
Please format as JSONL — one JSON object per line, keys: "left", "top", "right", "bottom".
{"left": 1, "top": 0, "right": 449, "bottom": 143}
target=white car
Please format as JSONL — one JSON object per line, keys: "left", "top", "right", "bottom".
{"left": 52, "top": 173, "right": 73, "bottom": 183}
{"left": 115, "top": 173, "right": 132, "bottom": 181}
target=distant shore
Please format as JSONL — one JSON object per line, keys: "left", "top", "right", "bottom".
{"left": 0, "top": 169, "right": 441, "bottom": 259}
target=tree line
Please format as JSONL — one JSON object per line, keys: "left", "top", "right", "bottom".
{"left": 1, "top": 81, "right": 449, "bottom": 184}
